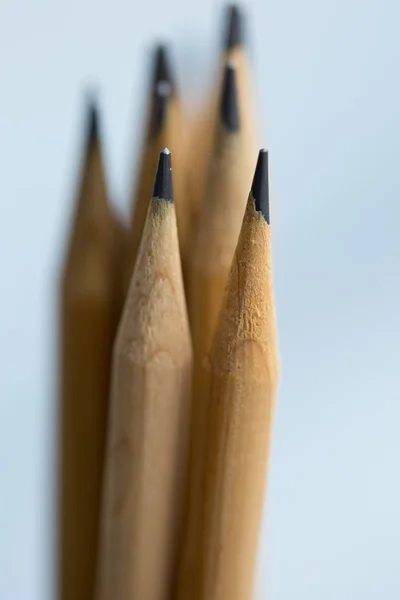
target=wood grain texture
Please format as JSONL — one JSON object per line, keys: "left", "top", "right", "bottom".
{"left": 196, "top": 195, "right": 279, "bottom": 600}
{"left": 96, "top": 198, "right": 192, "bottom": 600}
{"left": 59, "top": 122, "right": 121, "bottom": 600}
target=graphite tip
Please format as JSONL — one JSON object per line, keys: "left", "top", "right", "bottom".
{"left": 150, "top": 80, "right": 172, "bottom": 136}
{"left": 225, "top": 4, "right": 243, "bottom": 50}
{"left": 154, "top": 44, "right": 174, "bottom": 91}
{"left": 251, "top": 150, "right": 270, "bottom": 223}
{"left": 221, "top": 61, "right": 239, "bottom": 131}
{"left": 86, "top": 97, "right": 99, "bottom": 146}
{"left": 152, "top": 148, "right": 173, "bottom": 201}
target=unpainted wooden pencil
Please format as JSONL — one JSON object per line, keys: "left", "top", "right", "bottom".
{"left": 190, "top": 150, "right": 279, "bottom": 600}
{"left": 188, "top": 61, "right": 253, "bottom": 365}
{"left": 177, "top": 63, "right": 254, "bottom": 600}
{"left": 223, "top": 4, "right": 257, "bottom": 154}
{"left": 59, "top": 100, "right": 121, "bottom": 600}
{"left": 96, "top": 149, "right": 192, "bottom": 600}
{"left": 185, "top": 4, "right": 257, "bottom": 243}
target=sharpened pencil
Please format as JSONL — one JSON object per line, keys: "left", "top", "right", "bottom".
{"left": 59, "top": 99, "right": 121, "bottom": 600}
{"left": 184, "top": 4, "right": 257, "bottom": 251}
{"left": 96, "top": 149, "right": 192, "bottom": 600}
{"left": 224, "top": 4, "right": 257, "bottom": 155}
{"left": 177, "top": 61, "right": 254, "bottom": 600}
{"left": 185, "top": 150, "right": 279, "bottom": 600}
{"left": 188, "top": 61, "right": 253, "bottom": 365}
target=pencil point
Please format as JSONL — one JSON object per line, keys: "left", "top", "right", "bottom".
{"left": 154, "top": 45, "right": 174, "bottom": 91}
{"left": 86, "top": 99, "right": 99, "bottom": 146}
{"left": 150, "top": 80, "right": 172, "bottom": 136}
{"left": 221, "top": 62, "right": 239, "bottom": 131}
{"left": 251, "top": 150, "right": 270, "bottom": 223}
{"left": 225, "top": 4, "right": 243, "bottom": 50}
{"left": 153, "top": 149, "right": 173, "bottom": 201}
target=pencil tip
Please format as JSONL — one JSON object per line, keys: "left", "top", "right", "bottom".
{"left": 225, "top": 4, "right": 243, "bottom": 50}
{"left": 221, "top": 62, "right": 239, "bottom": 131}
{"left": 154, "top": 44, "right": 174, "bottom": 90}
{"left": 86, "top": 98, "right": 99, "bottom": 146}
{"left": 152, "top": 148, "right": 173, "bottom": 201}
{"left": 251, "top": 150, "right": 270, "bottom": 223}
{"left": 150, "top": 80, "right": 172, "bottom": 136}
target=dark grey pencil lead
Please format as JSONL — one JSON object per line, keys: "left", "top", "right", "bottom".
{"left": 150, "top": 80, "right": 172, "bottom": 136}
{"left": 86, "top": 99, "right": 99, "bottom": 147}
{"left": 152, "top": 148, "right": 173, "bottom": 201}
{"left": 154, "top": 45, "right": 174, "bottom": 91}
{"left": 225, "top": 4, "right": 243, "bottom": 50}
{"left": 251, "top": 150, "right": 270, "bottom": 223}
{"left": 221, "top": 62, "right": 239, "bottom": 131}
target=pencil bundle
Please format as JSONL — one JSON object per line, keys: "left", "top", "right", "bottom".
{"left": 58, "top": 5, "right": 279, "bottom": 600}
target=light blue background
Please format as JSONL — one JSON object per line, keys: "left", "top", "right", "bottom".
{"left": 0, "top": 0, "right": 399, "bottom": 598}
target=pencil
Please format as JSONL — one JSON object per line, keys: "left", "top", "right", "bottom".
{"left": 188, "top": 61, "right": 253, "bottom": 364}
{"left": 224, "top": 4, "right": 257, "bottom": 155}
{"left": 195, "top": 150, "right": 279, "bottom": 600}
{"left": 96, "top": 149, "right": 192, "bottom": 600}
{"left": 185, "top": 4, "right": 257, "bottom": 243}
{"left": 126, "top": 47, "right": 188, "bottom": 292}
{"left": 59, "top": 100, "right": 120, "bottom": 600}
{"left": 176, "top": 62, "right": 252, "bottom": 600}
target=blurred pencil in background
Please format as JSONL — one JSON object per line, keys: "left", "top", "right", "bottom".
{"left": 177, "top": 62, "right": 253, "bottom": 598}
{"left": 188, "top": 60, "right": 253, "bottom": 361}
{"left": 58, "top": 100, "right": 121, "bottom": 600}
{"left": 185, "top": 4, "right": 257, "bottom": 246}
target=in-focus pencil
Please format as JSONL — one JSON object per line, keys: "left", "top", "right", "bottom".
{"left": 192, "top": 149, "right": 279, "bottom": 600}
{"left": 96, "top": 149, "right": 192, "bottom": 600}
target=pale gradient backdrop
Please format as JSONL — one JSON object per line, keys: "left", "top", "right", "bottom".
{"left": 0, "top": 0, "right": 399, "bottom": 598}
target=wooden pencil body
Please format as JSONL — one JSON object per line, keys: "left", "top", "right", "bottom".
{"left": 195, "top": 197, "right": 279, "bottom": 600}
{"left": 175, "top": 363, "right": 212, "bottom": 599}
{"left": 60, "top": 140, "right": 119, "bottom": 600}
{"left": 197, "top": 361, "right": 275, "bottom": 600}
{"left": 97, "top": 199, "right": 192, "bottom": 600}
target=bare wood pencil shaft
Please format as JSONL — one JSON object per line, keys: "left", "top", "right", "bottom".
{"left": 196, "top": 193, "right": 279, "bottom": 600}
{"left": 97, "top": 166, "right": 192, "bottom": 600}
{"left": 59, "top": 113, "right": 120, "bottom": 600}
